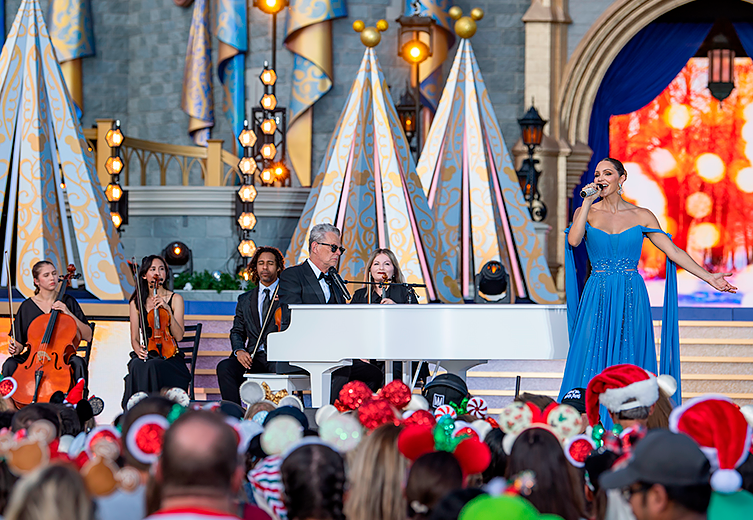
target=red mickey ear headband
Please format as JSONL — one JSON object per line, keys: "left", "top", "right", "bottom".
{"left": 398, "top": 417, "right": 491, "bottom": 476}
{"left": 125, "top": 415, "right": 170, "bottom": 465}
{"left": 564, "top": 435, "right": 597, "bottom": 468}
{"left": 0, "top": 376, "right": 17, "bottom": 399}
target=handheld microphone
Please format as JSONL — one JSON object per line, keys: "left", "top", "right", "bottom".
{"left": 580, "top": 185, "right": 603, "bottom": 198}
{"left": 327, "top": 266, "right": 352, "bottom": 301}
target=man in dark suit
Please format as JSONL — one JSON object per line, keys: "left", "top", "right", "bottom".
{"left": 278, "top": 222, "right": 346, "bottom": 326}
{"left": 278, "top": 223, "right": 382, "bottom": 403}
{"left": 216, "top": 247, "right": 283, "bottom": 405}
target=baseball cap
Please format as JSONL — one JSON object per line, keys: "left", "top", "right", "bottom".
{"left": 560, "top": 387, "right": 586, "bottom": 414}
{"left": 600, "top": 429, "right": 710, "bottom": 490}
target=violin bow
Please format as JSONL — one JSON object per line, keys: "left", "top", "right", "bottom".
{"left": 130, "top": 258, "right": 149, "bottom": 361}
{"left": 250, "top": 283, "right": 280, "bottom": 360}
{"left": 4, "top": 251, "right": 16, "bottom": 354}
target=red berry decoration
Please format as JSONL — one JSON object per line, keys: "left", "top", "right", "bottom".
{"left": 0, "top": 377, "right": 17, "bottom": 398}
{"left": 403, "top": 410, "right": 436, "bottom": 428}
{"left": 485, "top": 417, "right": 499, "bottom": 429}
{"left": 357, "top": 398, "right": 398, "bottom": 430}
{"left": 380, "top": 380, "right": 412, "bottom": 409}
{"left": 339, "top": 381, "right": 373, "bottom": 411}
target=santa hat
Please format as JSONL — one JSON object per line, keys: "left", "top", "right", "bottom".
{"left": 64, "top": 379, "right": 86, "bottom": 405}
{"left": 669, "top": 395, "right": 752, "bottom": 494}
{"left": 585, "top": 364, "right": 658, "bottom": 426}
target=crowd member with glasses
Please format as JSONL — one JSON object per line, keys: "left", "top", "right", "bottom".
{"left": 278, "top": 223, "right": 381, "bottom": 401}
{"left": 601, "top": 429, "right": 712, "bottom": 520}
{"left": 216, "top": 247, "right": 284, "bottom": 405}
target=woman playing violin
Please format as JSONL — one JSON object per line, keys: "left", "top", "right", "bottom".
{"left": 121, "top": 255, "right": 190, "bottom": 409}
{"left": 2, "top": 260, "right": 92, "bottom": 385}
{"left": 351, "top": 249, "right": 414, "bottom": 304}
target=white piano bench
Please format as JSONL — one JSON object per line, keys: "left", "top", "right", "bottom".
{"left": 242, "top": 373, "right": 310, "bottom": 395}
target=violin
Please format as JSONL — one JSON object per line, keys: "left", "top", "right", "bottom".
{"left": 12, "top": 264, "right": 80, "bottom": 407}
{"left": 146, "top": 276, "right": 178, "bottom": 359}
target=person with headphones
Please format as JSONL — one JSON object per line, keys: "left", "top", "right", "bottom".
{"left": 216, "top": 247, "right": 284, "bottom": 405}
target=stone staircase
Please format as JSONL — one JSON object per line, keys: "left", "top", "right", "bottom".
{"left": 185, "top": 315, "right": 753, "bottom": 413}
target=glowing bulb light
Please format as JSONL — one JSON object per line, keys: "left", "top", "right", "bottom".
{"left": 695, "top": 153, "right": 725, "bottom": 184}
{"left": 105, "top": 156, "right": 124, "bottom": 175}
{"left": 239, "top": 127, "right": 257, "bottom": 148}
{"left": 105, "top": 183, "right": 123, "bottom": 202}
{"left": 261, "top": 119, "right": 277, "bottom": 135}
{"left": 255, "top": 0, "right": 287, "bottom": 15}
{"left": 238, "top": 212, "right": 257, "bottom": 230}
{"left": 238, "top": 239, "right": 257, "bottom": 258}
{"left": 400, "top": 40, "right": 430, "bottom": 64}
{"left": 261, "top": 94, "right": 277, "bottom": 110}
{"left": 261, "top": 167, "right": 274, "bottom": 184}
{"left": 260, "top": 69, "right": 277, "bottom": 86}
{"left": 105, "top": 127, "right": 124, "bottom": 148}
{"left": 238, "top": 157, "right": 256, "bottom": 175}
{"left": 111, "top": 212, "right": 123, "bottom": 229}
{"left": 261, "top": 143, "right": 277, "bottom": 160}
{"left": 173, "top": 245, "right": 182, "bottom": 256}
{"left": 238, "top": 184, "right": 257, "bottom": 203}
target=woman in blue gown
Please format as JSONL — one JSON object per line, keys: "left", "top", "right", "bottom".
{"left": 558, "top": 158, "right": 736, "bottom": 415}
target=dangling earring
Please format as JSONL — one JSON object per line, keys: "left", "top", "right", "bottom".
{"left": 618, "top": 183, "right": 623, "bottom": 195}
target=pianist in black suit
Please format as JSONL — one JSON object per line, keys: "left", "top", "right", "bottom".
{"left": 216, "top": 246, "right": 283, "bottom": 405}
{"left": 278, "top": 223, "right": 382, "bottom": 402}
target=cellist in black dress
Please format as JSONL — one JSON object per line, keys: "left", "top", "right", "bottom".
{"left": 2, "top": 260, "right": 92, "bottom": 386}
{"left": 121, "top": 255, "right": 190, "bottom": 409}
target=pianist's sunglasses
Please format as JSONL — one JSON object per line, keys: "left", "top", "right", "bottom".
{"left": 317, "top": 242, "right": 345, "bottom": 254}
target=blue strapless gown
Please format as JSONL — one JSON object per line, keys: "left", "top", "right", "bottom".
{"left": 558, "top": 223, "right": 681, "bottom": 421}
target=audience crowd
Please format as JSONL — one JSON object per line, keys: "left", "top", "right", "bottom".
{"left": 0, "top": 363, "right": 751, "bottom": 520}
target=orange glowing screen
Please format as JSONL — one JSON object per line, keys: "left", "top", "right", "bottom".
{"left": 609, "top": 58, "right": 753, "bottom": 306}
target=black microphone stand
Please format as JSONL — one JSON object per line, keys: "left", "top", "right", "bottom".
{"left": 344, "top": 280, "right": 426, "bottom": 303}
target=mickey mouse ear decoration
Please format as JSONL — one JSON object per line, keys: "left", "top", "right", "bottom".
{"left": 85, "top": 426, "right": 121, "bottom": 459}
{"left": 89, "top": 396, "right": 105, "bottom": 416}
{"left": 126, "top": 392, "right": 149, "bottom": 410}
{"left": 260, "top": 415, "right": 303, "bottom": 455}
{"left": 278, "top": 395, "right": 304, "bottom": 411}
{"left": 226, "top": 418, "right": 263, "bottom": 455}
{"left": 240, "top": 381, "right": 265, "bottom": 406}
{"left": 161, "top": 387, "right": 190, "bottom": 407}
{"left": 319, "top": 414, "right": 363, "bottom": 452}
{"left": 0, "top": 376, "right": 17, "bottom": 399}
{"left": 125, "top": 415, "right": 170, "bottom": 465}
{"left": 564, "top": 434, "right": 597, "bottom": 468}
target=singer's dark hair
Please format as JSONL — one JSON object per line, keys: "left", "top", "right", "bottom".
{"left": 129, "top": 255, "right": 171, "bottom": 311}
{"left": 599, "top": 157, "right": 627, "bottom": 180}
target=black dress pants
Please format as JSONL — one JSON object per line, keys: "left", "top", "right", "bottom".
{"left": 216, "top": 350, "right": 271, "bottom": 405}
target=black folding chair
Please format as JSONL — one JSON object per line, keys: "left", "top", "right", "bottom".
{"left": 76, "top": 322, "right": 96, "bottom": 365}
{"left": 178, "top": 323, "right": 202, "bottom": 400}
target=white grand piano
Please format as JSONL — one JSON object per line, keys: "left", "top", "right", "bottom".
{"left": 267, "top": 304, "right": 569, "bottom": 407}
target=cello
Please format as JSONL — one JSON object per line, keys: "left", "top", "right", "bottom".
{"left": 12, "top": 265, "right": 81, "bottom": 407}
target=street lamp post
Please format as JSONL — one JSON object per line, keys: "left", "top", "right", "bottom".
{"left": 517, "top": 105, "right": 547, "bottom": 222}
{"left": 396, "top": 9, "right": 434, "bottom": 156}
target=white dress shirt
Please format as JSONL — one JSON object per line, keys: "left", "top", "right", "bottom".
{"left": 255, "top": 278, "right": 278, "bottom": 352}
{"left": 306, "top": 258, "right": 330, "bottom": 302}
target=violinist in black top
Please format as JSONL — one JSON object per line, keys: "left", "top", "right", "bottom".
{"left": 121, "top": 255, "right": 190, "bottom": 409}
{"left": 2, "top": 260, "right": 92, "bottom": 385}
{"left": 351, "top": 249, "right": 415, "bottom": 304}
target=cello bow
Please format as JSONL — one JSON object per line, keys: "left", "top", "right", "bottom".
{"left": 4, "top": 251, "right": 17, "bottom": 355}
